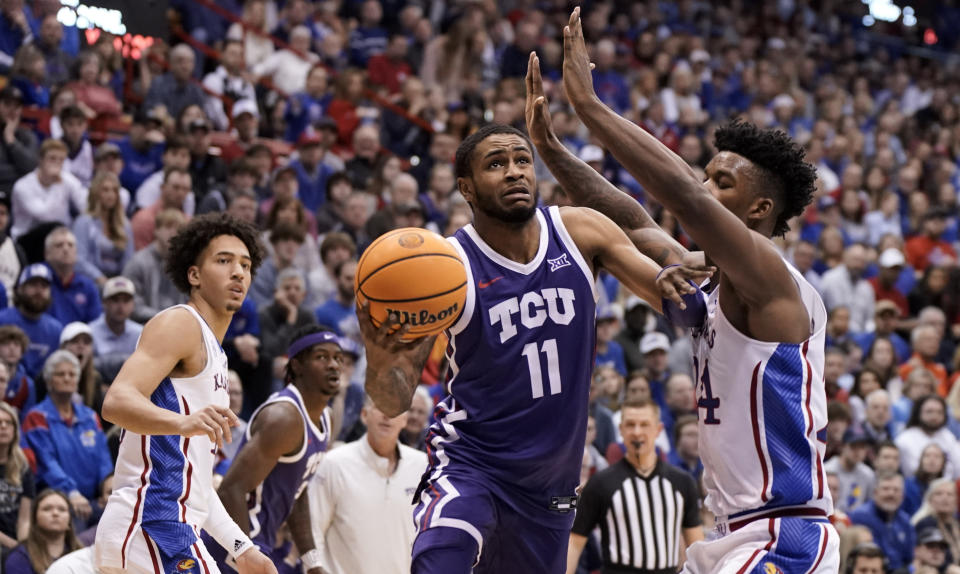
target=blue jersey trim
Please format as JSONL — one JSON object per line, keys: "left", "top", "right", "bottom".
{"left": 763, "top": 344, "right": 813, "bottom": 506}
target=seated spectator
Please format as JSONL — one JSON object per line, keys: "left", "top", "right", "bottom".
{"left": 667, "top": 414, "right": 703, "bottom": 481}
{"left": 0, "top": 86, "right": 38, "bottom": 195}
{"left": 43, "top": 227, "right": 102, "bottom": 325}
{"left": 257, "top": 268, "right": 316, "bottom": 359}
{"left": 0, "top": 401, "right": 32, "bottom": 549}
{"left": 29, "top": 14, "right": 72, "bottom": 87}
{"left": 856, "top": 301, "right": 910, "bottom": 364}
{"left": 842, "top": 543, "right": 888, "bottom": 574}
{"left": 72, "top": 171, "right": 133, "bottom": 284}
{"left": 91, "top": 143, "right": 131, "bottom": 212}
{"left": 134, "top": 136, "right": 194, "bottom": 214}
{"left": 367, "top": 33, "right": 412, "bottom": 95}
{"left": 219, "top": 370, "right": 247, "bottom": 463}
{"left": 825, "top": 427, "right": 876, "bottom": 513}
{"left": 122, "top": 208, "right": 187, "bottom": 323}
{"left": 3, "top": 489, "right": 81, "bottom": 574}
{"left": 918, "top": 307, "right": 957, "bottom": 377}
{"left": 57, "top": 322, "right": 102, "bottom": 411}
{"left": 337, "top": 192, "right": 376, "bottom": 252}
{"left": 849, "top": 368, "right": 884, "bottom": 427}
{"left": 400, "top": 385, "right": 431, "bottom": 451}
{"left": 10, "top": 44, "right": 50, "bottom": 108}
{"left": 250, "top": 222, "right": 308, "bottom": 308}
{"left": 825, "top": 347, "right": 853, "bottom": 402}
{"left": 594, "top": 306, "right": 627, "bottom": 377}
{"left": 65, "top": 51, "right": 121, "bottom": 117}
{"left": 905, "top": 208, "right": 957, "bottom": 273}
{"left": 197, "top": 159, "right": 258, "bottom": 215}
{"left": 89, "top": 276, "right": 141, "bottom": 363}
{"left": 0, "top": 264, "right": 62, "bottom": 379}
{"left": 185, "top": 117, "right": 227, "bottom": 202}
{"left": 912, "top": 478, "right": 960, "bottom": 565}
{"left": 896, "top": 395, "right": 960, "bottom": 479}
{"left": 22, "top": 351, "right": 112, "bottom": 527}
{"left": 201, "top": 38, "right": 256, "bottom": 131}
{"left": 344, "top": 124, "right": 386, "bottom": 191}
{"left": 131, "top": 168, "right": 192, "bottom": 250}
{"left": 265, "top": 196, "right": 321, "bottom": 274}
{"left": 309, "top": 231, "right": 356, "bottom": 305}
{"left": 868, "top": 248, "right": 910, "bottom": 317}
{"left": 226, "top": 0, "right": 274, "bottom": 71}
{"left": 908, "top": 265, "right": 951, "bottom": 318}
{"left": 899, "top": 325, "right": 949, "bottom": 394}
{"left": 826, "top": 306, "right": 854, "bottom": 349}
{"left": 59, "top": 106, "right": 92, "bottom": 187}
{"left": 826, "top": 401, "right": 854, "bottom": 461}
{"left": 862, "top": 389, "right": 896, "bottom": 448}
{"left": 892, "top": 368, "right": 938, "bottom": 432}
{"left": 144, "top": 44, "right": 206, "bottom": 120}
{"left": 849, "top": 471, "right": 914, "bottom": 570}
{"left": 866, "top": 337, "right": 902, "bottom": 393}
{"left": 315, "top": 172, "right": 355, "bottom": 234}
{"left": 347, "top": 0, "right": 388, "bottom": 68}
{"left": 117, "top": 109, "right": 164, "bottom": 193}
{"left": 903, "top": 443, "right": 946, "bottom": 518}
{"left": 821, "top": 243, "right": 875, "bottom": 333}
{"left": 10, "top": 139, "right": 85, "bottom": 239}
{"left": 894, "top": 526, "right": 956, "bottom": 574}
{"left": 0, "top": 189, "right": 22, "bottom": 295}
{"left": 0, "top": 325, "right": 34, "bottom": 416}
{"left": 419, "top": 163, "right": 455, "bottom": 232}
{"left": 365, "top": 172, "right": 420, "bottom": 239}
{"left": 314, "top": 259, "right": 358, "bottom": 337}
{"left": 252, "top": 25, "right": 319, "bottom": 95}
{"left": 283, "top": 66, "right": 333, "bottom": 143}
{"left": 289, "top": 133, "right": 338, "bottom": 213}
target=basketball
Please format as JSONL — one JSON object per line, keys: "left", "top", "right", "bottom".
{"left": 355, "top": 228, "right": 467, "bottom": 338}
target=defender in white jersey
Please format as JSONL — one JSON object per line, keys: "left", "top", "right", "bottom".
{"left": 557, "top": 9, "right": 840, "bottom": 572}
{"left": 94, "top": 213, "right": 276, "bottom": 574}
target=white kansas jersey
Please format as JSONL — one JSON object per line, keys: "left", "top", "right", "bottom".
{"left": 97, "top": 304, "right": 230, "bottom": 569}
{"left": 692, "top": 261, "right": 833, "bottom": 521}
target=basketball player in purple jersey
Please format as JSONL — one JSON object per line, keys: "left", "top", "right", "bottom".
{"left": 359, "top": 123, "right": 709, "bottom": 573}
{"left": 203, "top": 324, "right": 340, "bottom": 573}
{"left": 95, "top": 213, "right": 276, "bottom": 574}
{"left": 557, "top": 8, "right": 839, "bottom": 572}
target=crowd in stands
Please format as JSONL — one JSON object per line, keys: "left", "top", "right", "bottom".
{"left": 1, "top": 0, "right": 960, "bottom": 571}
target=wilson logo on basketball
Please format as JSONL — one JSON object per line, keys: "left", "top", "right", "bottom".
{"left": 384, "top": 301, "right": 460, "bottom": 326}
{"left": 396, "top": 232, "right": 425, "bottom": 248}
{"left": 177, "top": 559, "right": 196, "bottom": 571}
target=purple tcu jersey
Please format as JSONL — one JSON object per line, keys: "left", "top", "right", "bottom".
{"left": 241, "top": 385, "right": 329, "bottom": 550}
{"left": 421, "top": 206, "right": 598, "bottom": 528}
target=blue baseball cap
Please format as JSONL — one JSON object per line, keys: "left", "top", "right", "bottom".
{"left": 17, "top": 263, "right": 52, "bottom": 287}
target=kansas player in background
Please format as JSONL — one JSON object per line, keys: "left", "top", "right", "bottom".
{"left": 359, "top": 123, "right": 708, "bottom": 574}
{"left": 559, "top": 8, "right": 839, "bottom": 572}
{"left": 95, "top": 213, "right": 276, "bottom": 574}
{"left": 203, "top": 325, "right": 339, "bottom": 573}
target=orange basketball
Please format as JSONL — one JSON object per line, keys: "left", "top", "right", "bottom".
{"left": 355, "top": 227, "right": 467, "bottom": 338}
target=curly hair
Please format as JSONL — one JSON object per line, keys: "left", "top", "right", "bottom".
{"left": 714, "top": 119, "right": 817, "bottom": 237}
{"left": 165, "top": 212, "right": 265, "bottom": 294}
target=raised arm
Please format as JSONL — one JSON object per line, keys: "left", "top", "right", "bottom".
{"left": 524, "top": 52, "right": 687, "bottom": 267}
{"left": 100, "top": 308, "right": 237, "bottom": 445}
{"left": 561, "top": 9, "right": 800, "bottom": 316}
{"left": 358, "top": 302, "right": 437, "bottom": 417}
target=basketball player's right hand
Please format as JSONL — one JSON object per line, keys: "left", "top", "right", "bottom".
{"left": 525, "top": 51, "right": 557, "bottom": 150}
{"left": 235, "top": 547, "right": 278, "bottom": 574}
{"left": 358, "top": 302, "right": 435, "bottom": 360}
{"left": 179, "top": 405, "right": 238, "bottom": 449}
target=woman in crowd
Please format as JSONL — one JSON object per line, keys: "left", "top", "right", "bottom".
{"left": 909, "top": 265, "right": 951, "bottom": 316}
{"left": 0, "top": 402, "right": 33, "bottom": 549}
{"left": 913, "top": 477, "right": 960, "bottom": 565}
{"left": 10, "top": 44, "right": 49, "bottom": 108}
{"left": 58, "top": 323, "right": 105, "bottom": 413}
{"left": 72, "top": 171, "right": 134, "bottom": 283}
{"left": 865, "top": 337, "right": 901, "bottom": 394}
{"left": 849, "top": 367, "right": 884, "bottom": 427}
{"left": 903, "top": 443, "right": 946, "bottom": 517}
{"left": 264, "top": 196, "right": 321, "bottom": 274}
{"left": 65, "top": 51, "right": 122, "bottom": 118}
{"left": 3, "top": 489, "right": 81, "bottom": 573}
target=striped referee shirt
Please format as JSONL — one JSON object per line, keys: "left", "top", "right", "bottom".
{"left": 572, "top": 458, "right": 700, "bottom": 574}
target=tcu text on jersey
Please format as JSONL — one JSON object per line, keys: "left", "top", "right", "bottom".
{"left": 488, "top": 287, "right": 577, "bottom": 343}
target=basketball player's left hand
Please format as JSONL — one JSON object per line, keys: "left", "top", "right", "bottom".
{"left": 562, "top": 7, "right": 597, "bottom": 106}
{"left": 235, "top": 547, "right": 278, "bottom": 574}
{"left": 656, "top": 262, "right": 715, "bottom": 309}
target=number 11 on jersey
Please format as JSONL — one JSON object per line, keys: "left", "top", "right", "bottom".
{"left": 523, "top": 338, "right": 561, "bottom": 398}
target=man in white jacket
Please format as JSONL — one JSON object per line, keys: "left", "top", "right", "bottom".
{"left": 11, "top": 139, "right": 85, "bottom": 239}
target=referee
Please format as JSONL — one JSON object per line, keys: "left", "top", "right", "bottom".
{"left": 567, "top": 398, "right": 703, "bottom": 574}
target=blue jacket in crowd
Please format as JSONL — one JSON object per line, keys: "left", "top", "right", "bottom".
{"left": 848, "top": 500, "right": 915, "bottom": 570}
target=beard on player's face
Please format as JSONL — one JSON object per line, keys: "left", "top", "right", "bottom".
{"left": 473, "top": 185, "right": 539, "bottom": 224}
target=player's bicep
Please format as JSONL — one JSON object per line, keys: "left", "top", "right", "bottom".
{"left": 222, "top": 405, "right": 301, "bottom": 493}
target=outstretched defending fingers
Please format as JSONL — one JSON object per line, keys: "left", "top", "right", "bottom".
{"left": 562, "top": 7, "right": 597, "bottom": 106}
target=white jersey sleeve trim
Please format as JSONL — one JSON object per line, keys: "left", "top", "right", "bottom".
{"left": 446, "top": 236, "right": 476, "bottom": 336}
{"left": 548, "top": 206, "right": 600, "bottom": 303}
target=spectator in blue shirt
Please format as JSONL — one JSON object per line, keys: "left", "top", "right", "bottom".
{"left": 595, "top": 306, "right": 627, "bottom": 377}
{"left": 89, "top": 276, "right": 141, "bottom": 363}
{"left": 117, "top": 110, "right": 165, "bottom": 193}
{"left": 21, "top": 350, "right": 112, "bottom": 529}
{"left": 667, "top": 415, "right": 703, "bottom": 482}
{"left": 314, "top": 259, "right": 358, "bottom": 337}
{"left": 289, "top": 133, "right": 337, "bottom": 212}
{"left": 43, "top": 227, "right": 102, "bottom": 325}
{"left": 849, "top": 471, "right": 915, "bottom": 570}
{"left": 0, "top": 264, "right": 62, "bottom": 379}
{"left": 0, "top": 325, "right": 35, "bottom": 417}
{"left": 0, "top": 0, "right": 30, "bottom": 72}
{"left": 284, "top": 66, "right": 333, "bottom": 143}
{"left": 591, "top": 39, "right": 630, "bottom": 113}
{"left": 348, "top": 0, "right": 388, "bottom": 68}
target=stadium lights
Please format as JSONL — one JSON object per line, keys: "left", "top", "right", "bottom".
{"left": 57, "top": 0, "right": 127, "bottom": 35}
{"left": 861, "top": 0, "right": 917, "bottom": 27}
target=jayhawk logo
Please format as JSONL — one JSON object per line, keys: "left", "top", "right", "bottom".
{"left": 177, "top": 559, "right": 196, "bottom": 571}
{"left": 762, "top": 562, "right": 783, "bottom": 574}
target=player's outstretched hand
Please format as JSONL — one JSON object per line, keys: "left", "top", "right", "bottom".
{"left": 656, "top": 261, "right": 715, "bottom": 310}
{"left": 235, "top": 547, "right": 278, "bottom": 574}
{"left": 562, "top": 7, "right": 597, "bottom": 107}
{"left": 178, "top": 405, "right": 238, "bottom": 449}
{"left": 525, "top": 51, "right": 557, "bottom": 150}
{"left": 357, "top": 301, "right": 435, "bottom": 365}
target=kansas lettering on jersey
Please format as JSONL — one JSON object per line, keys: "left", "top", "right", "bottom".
{"left": 102, "top": 304, "right": 230, "bottom": 564}
{"left": 417, "top": 207, "right": 599, "bottom": 528}
{"left": 692, "top": 261, "right": 833, "bottom": 521}
{"left": 241, "top": 385, "right": 329, "bottom": 550}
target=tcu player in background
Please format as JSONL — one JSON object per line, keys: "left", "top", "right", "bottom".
{"left": 558, "top": 8, "right": 839, "bottom": 572}
{"left": 204, "top": 325, "right": 341, "bottom": 573}
{"left": 360, "top": 123, "right": 708, "bottom": 573}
